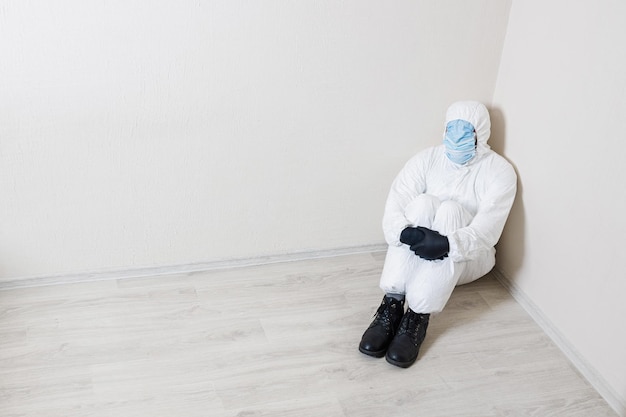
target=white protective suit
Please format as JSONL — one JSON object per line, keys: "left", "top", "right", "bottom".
{"left": 379, "top": 101, "right": 517, "bottom": 314}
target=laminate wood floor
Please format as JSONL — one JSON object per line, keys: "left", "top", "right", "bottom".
{"left": 0, "top": 252, "right": 618, "bottom": 416}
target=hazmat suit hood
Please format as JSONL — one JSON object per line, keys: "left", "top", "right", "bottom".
{"left": 444, "top": 101, "right": 491, "bottom": 163}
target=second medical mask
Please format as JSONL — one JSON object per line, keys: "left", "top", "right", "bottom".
{"left": 444, "top": 119, "right": 476, "bottom": 165}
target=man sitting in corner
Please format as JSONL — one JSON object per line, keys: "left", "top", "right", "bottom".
{"left": 359, "top": 100, "right": 517, "bottom": 368}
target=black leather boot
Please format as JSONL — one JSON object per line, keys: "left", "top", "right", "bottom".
{"left": 385, "top": 308, "right": 430, "bottom": 368}
{"left": 359, "top": 296, "right": 405, "bottom": 358}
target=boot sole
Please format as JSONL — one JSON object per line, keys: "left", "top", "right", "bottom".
{"left": 359, "top": 346, "right": 387, "bottom": 358}
{"left": 385, "top": 353, "right": 417, "bottom": 368}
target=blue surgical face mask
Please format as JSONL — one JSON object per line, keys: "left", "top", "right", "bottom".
{"left": 444, "top": 119, "right": 476, "bottom": 165}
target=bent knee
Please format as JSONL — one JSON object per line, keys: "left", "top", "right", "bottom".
{"left": 404, "top": 194, "right": 441, "bottom": 227}
{"left": 433, "top": 200, "right": 472, "bottom": 234}
{"left": 437, "top": 200, "right": 466, "bottom": 219}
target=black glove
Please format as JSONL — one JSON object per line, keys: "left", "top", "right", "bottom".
{"left": 400, "top": 227, "right": 425, "bottom": 246}
{"left": 409, "top": 226, "right": 450, "bottom": 260}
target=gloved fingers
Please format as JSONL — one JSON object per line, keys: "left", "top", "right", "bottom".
{"left": 418, "top": 254, "right": 448, "bottom": 261}
{"left": 410, "top": 242, "right": 449, "bottom": 261}
{"left": 409, "top": 243, "right": 423, "bottom": 255}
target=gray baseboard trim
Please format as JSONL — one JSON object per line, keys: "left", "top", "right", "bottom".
{"left": 0, "top": 243, "right": 388, "bottom": 291}
{"left": 492, "top": 268, "right": 626, "bottom": 417}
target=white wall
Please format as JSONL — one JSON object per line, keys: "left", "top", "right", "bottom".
{"left": 493, "top": 0, "right": 626, "bottom": 414}
{"left": 0, "top": 0, "right": 511, "bottom": 281}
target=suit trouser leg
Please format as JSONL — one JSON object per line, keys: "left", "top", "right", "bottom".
{"left": 379, "top": 195, "right": 479, "bottom": 314}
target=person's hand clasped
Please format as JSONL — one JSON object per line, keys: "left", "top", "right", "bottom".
{"left": 402, "top": 226, "right": 449, "bottom": 260}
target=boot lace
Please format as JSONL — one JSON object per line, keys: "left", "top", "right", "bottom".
{"left": 370, "top": 298, "right": 402, "bottom": 332}
{"left": 397, "top": 310, "right": 429, "bottom": 346}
